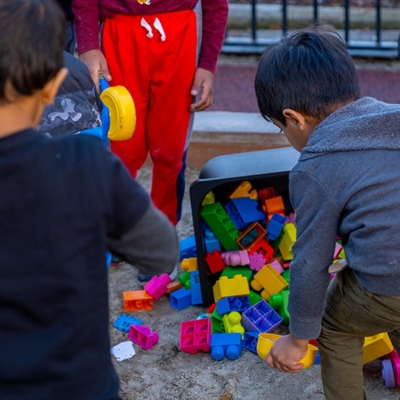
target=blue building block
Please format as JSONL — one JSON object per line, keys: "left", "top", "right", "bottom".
{"left": 225, "top": 197, "right": 266, "bottom": 230}
{"left": 170, "top": 288, "right": 192, "bottom": 310}
{"left": 216, "top": 296, "right": 251, "bottom": 315}
{"left": 113, "top": 314, "right": 143, "bottom": 333}
{"left": 241, "top": 300, "right": 283, "bottom": 333}
{"left": 204, "top": 228, "right": 221, "bottom": 253}
{"left": 266, "top": 213, "right": 287, "bottom": 241}
{"left": 190, "top": 270, "right": 203, "bottom": 305}
{"left": 243, "top": 331, "right": 259, "bottom": 354}
{"left": 180, "top": 235, "right": 197, "bottom": 261}
{"left": 210, "top": 333, "right": 242, "bottom": 361}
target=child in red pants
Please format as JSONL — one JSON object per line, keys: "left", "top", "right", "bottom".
{"left": 73, "top": 0, "right": 228, "bottom": 225}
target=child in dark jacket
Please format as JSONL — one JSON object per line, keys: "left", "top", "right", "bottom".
{"left": 0, "top": 1, "right": 179, "bottom": 399}
{"left": 255, "top": 27, "right": 400, "bottom": 400}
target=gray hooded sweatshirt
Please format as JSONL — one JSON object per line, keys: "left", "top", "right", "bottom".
{"left": 288, "top": 97, "right": 400, "bottom": 339}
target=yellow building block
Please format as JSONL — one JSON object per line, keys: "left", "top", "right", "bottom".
{"left": 201, "top": 191, "right": 215, "bottom": 206}
{"left": 279, "top": 223, "right": 297, "bottom": 261}
{"left": 229, "top": 181, "right": 258, "bottom": 200}
{"left": 213, "top": 275, "right": 250, "bottom": 302}
{"left": 363, "top": 333, "right": 394, "bottom": 364}
{"left": 223, "top": 311, "right": 245, "bottom": 338}
{"left": 181, "top": 257, "right": 198, "bottom": 272}
{"left": 250, "top": 264, "right": 289, "bottom": 301}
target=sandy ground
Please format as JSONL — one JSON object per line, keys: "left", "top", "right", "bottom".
{"left": 107, "top": 165, "right": 400, "bottom": 400}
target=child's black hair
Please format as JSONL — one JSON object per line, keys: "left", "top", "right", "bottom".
{"left": 0, "top": 0, "right": 65, "bottom": 102}
{"left": 255, "top": 26, "right": 361, "bottom": 125}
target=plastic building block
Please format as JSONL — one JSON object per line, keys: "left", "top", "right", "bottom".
{"left": 123, "top": 290, "right": 153, "bottom": 312}
{"left": 205, "top": 250, "right": 226, "bottom": 274}
{"left": 242, "top": 300, "right": 283, "bottom": 333}
{"left": 266, "top": 213, "right": 287, "bottom": 241}
{"left": 114, "top": 314, "right": 143, "bottom": 333}
{"left": 228, "top": 180, "right": 258, "bottom": 200}
{"left": 363, "top": 333, "right": 394, "bottom": 364}
{"left": 258, "top": 187, "right": 276, "bottom": 203}
{"left": 201, "top": 191, "right": 215, "bottom": 206}
{"left": 243, "top": 331, "right": 259, "bottom": 354}
{"left": 248, "top": 238, "right": 275, "bottom": 264}
{"left": 207, "top": 303, "right": 216, "bottom": 314}
{"left": 250, "top": 264, "right": 289, "bottom": 301}
{"left": 333, "top": 242, "right": 343, "bottom": 259}
{"left": 179, "top": 271, "right": 191, "bottom": 289}
{"left": 221, "top": 266, "right": 253, "bottom": 283}
{"left": 386, "top": 349, "right": 400, "bottom": 386}
{"left": 263, "top": 196, "right": 285, "bottom": 217}
{"left": 249, "top": 290, "right": 262, "bottom": 306}
{"left": 128, "top": 324, "right": 159, "bottom": 350}
{"left": 166, "top": 281, "right": 183, "bottom": 294}
{"left": 249, "top": 252, "right": 266, "bottom": 272}
{"left": 268, "top": 290, "right": 290, "bottom": 325}
{"left": 204, "top": 228, "right": 221, "bottom": 253}
{"left": 216, "top": 296, "right": 250, "bottom": 315}
{"left": 269, "top": 259, "right": 284, "bottom": 274}
{"left": 190, "top": 270, "right": 203, "bottom": 305}
{"left": 210, "top": 308, "right": 225, "bottom": 334}
{"left": 221, "top": 250, "right": 250, "bottom": 266}
{"left": 201, "top": 202, "right": 240, "bottom": 251}
{"left": 225, "top": 197, "right": 265, "bottom": 230}
{"left": 180, "top": 318, "right": 211, "bottom": 354}
{"left": 213, "top": 275, "right": 250, "bottom": 303}
{"left": 236, "top": 222, "right": 266, "bottom": 250}
{"left": 180, "top": 235, "right": 197, "bottom": 260}
{"left": 223, "top": 311, "right": 245, "bottom": 338}
{"left": 144, "top": 273, "right": 171, "bottom": 300}
{"left": 170, "top": 288, "right": 192, "bottom": 310}
{"left": 181, "top": 257, "right": 198, "bottom": 272}
{"left": 278, "top": 223, "right": 296, "bottom": 261}
{"left": 210, "top": 333, "right": 242, "bottom": 361}
{"left": 382, "top": 359, "right": 396, "bottom": 387}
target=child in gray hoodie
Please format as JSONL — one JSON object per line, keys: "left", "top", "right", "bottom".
{"left": 255, "top": 26, "right": 400, "bottom": 400}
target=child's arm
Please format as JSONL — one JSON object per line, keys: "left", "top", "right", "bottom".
{"left": 107, "top": 202, "right": 179, "bottom": 276}
{"left": 266, "top": 334, "right": 309, "bottom": 373}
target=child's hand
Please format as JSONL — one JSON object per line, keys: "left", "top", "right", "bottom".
{"left": 190, "top": 68, "right": 215, "bottom": 112}
{"left": 266, "top": 334, "right": 309, "bottom": 373}
{"left": 79, "top": 50, "right": 112, "bottom": 93}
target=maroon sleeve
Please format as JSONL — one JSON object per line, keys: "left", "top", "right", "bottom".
{"left": 72, "top": 0, "right": 101, "bottom": 54}
{"left": 198, "top": 0, "right": 229, "bottom": 73}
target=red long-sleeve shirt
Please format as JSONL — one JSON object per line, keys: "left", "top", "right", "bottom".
{"left": 72, "top": 0, "right": 228, "bottom": 73}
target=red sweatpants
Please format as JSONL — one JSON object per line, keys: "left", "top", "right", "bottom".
{"left": 102, "top": 10, "right": 197, "bottom": 225}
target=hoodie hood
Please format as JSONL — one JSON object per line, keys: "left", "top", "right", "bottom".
{"left": 301, "top": 97, "right": 400, "bottom": 158}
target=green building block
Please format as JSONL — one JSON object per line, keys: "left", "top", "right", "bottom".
{"left": 268, "top": 290, "right": 290, "bottom": 325}
{"left": 211, "top": 308, "right": 225, "bottom": 334}
{"left": 179, "top": 271, "right": 191, "bottom": 289}
{"left": 281, "top": 268, "right": 290, "bottom": 284}
{"left": 201, "top": 202, "right": 240, "bottom": 251}
{"left": 249, "top": 290, "right": 262, "bottom": 306}
{"left": 221, "top": 266, "right": 253, "bottom": 283}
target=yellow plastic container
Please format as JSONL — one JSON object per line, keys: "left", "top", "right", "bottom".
{"left": 100, "top": 86, "right": 136, "bottom": 141}
{"left": 256, "top": 333, "right": 318, "bottom": 369}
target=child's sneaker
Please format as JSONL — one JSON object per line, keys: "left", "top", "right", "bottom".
{"left": 137, "top": 264, "right": 178, "bottom": 283}
{"left": 110, "top": 254, "right": 126, "bottom": 267}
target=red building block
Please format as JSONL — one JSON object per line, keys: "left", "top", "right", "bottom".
{"left": 205, "top": 249, "right": 226, "bottom": 274}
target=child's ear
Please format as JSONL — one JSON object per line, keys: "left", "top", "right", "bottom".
{"left": 282, "top": 108, "right": 306, "bottom": 131}
{"left": 42, "top": 67, "right": 69, "bottom": 105}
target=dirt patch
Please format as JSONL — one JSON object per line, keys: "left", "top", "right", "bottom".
{"left": 108, "top": 165, "right": 400, "bottom": 400}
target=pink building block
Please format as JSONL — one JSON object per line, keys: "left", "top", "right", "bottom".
{"left": 180, "top": 318, "right": 212, "bottom": 354}
{"left": 221, "top": 250, "right": 250, "bottom": 266}
{"left": 144, "top": 273, "right": 171, "bottom": 300}
{"left": 333, "top": 242, "right": 343, "bottom": 259}
{"left": 386, "top": 349, "right": 400, "bottom": 386}
{"left": 128, "top": 324, "right": 159, "bottom": 350}
{"left": 269, "top": 260, "right": 284, "bottom": 274}
{"left": 249, "top": 252, "right": 265, "bottom": 272}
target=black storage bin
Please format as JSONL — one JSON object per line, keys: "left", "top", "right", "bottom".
{"left": 189, "top": 147, "right": 299, "bottom": 306}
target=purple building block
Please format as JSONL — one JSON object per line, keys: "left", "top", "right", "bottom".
{"left": 249, "top": 252, "right": 266, "bottom": 272}
{"left": 144, "top": 273, "right": 171, "bottom": 300}
{"left": 128, "top": 324, "right": 159, "bottom": 350}
{"left": 180, "top": 318, "right": 211, "bottom": 354}
{"left": 242, "top": 300, "right": 283, "bottom": 333}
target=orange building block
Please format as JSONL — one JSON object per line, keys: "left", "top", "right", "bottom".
{"left": 181, "top": 257, "right": 198, "bottom": 272}
{"left": 229, "top": 180, "right": 258, "bottom": 200}
{"left": 123, "top": 290, "right": 153, "bottom": 312}
{"left": 263, "top": 196, "right": 285, "bottom": 218}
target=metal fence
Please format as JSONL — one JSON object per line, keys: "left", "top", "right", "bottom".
{"left": 222, "top": 1, "right": 400, "bottom": 59}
